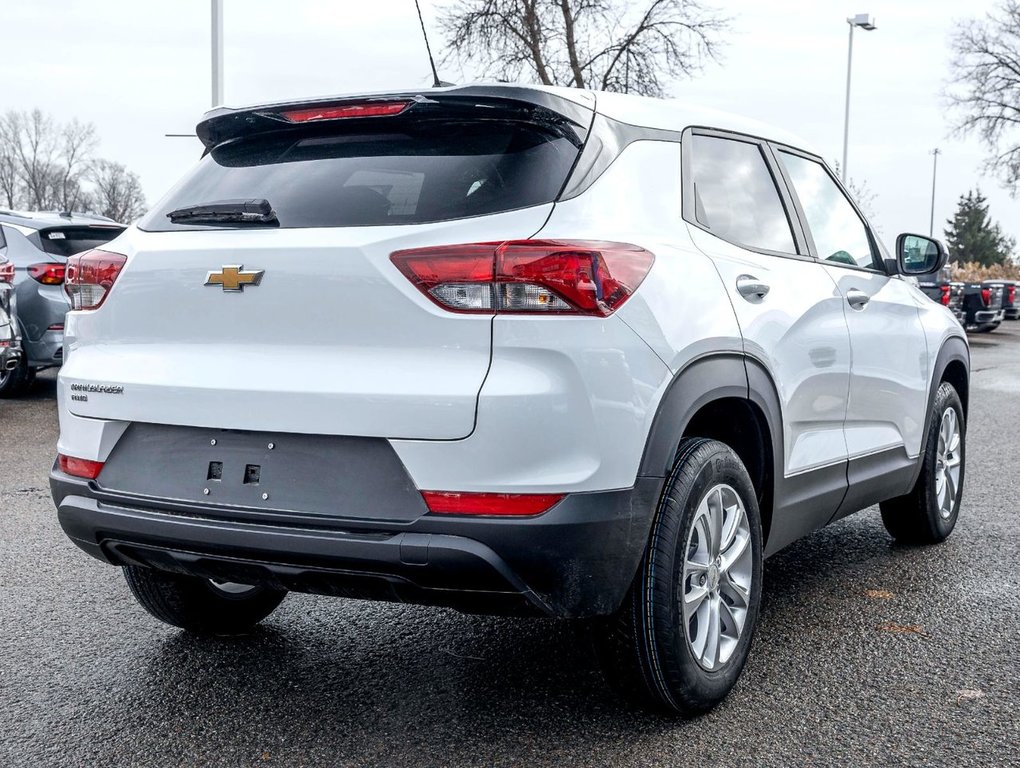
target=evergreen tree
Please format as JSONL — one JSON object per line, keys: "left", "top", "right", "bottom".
{"left": 944, "top": 189, "right": 1015, "bottom": 266}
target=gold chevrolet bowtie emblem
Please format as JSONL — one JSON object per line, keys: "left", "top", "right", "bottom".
{"left": 205, "top": 265, "right": 265, "bottom": 292}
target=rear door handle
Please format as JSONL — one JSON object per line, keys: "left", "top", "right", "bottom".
{"left": 736, "top": 275, "right": 770, "bottom": 301}
{"left": 846, "top": 288, "right": 870, "bottom": 310}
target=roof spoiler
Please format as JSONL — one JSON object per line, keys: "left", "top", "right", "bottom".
{"left": 196, "top": 85, "right": 595, "bottom": 150}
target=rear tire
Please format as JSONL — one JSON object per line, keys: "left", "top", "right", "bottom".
{"left": 591, "top": 438, "right": 763, "bottom": 716}
{"left": 123, "top": 566, "right": 286, "bottom": 635}
{"left": 880, "top": 382, "right": 965, "bottom": 544}
{"left": 0, "top": 358, "right": 33, "bottom": 398}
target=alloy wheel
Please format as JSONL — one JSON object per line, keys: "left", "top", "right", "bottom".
{"left": 935, "top": 407, "right": 962, "bottom": 519}
{"left": 680, "top": 483, "right": 754, "bottom": 671}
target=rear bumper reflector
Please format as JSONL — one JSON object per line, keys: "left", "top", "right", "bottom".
{"left": 58, "top": 454, "right": 104, "bottom": 480}
{"left": 421, "top": 491, "right": 564, "bottom": 517}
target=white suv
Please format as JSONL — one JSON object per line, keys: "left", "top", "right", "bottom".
{"left": 50, "top": 84, "right": 969, "bottom": 715}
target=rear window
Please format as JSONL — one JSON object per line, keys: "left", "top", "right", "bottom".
{"left": 141, "top": 121, "right": 580, "bottom": 231}
{"left": 39, "top": 226, "right": 124, "bottom": 257}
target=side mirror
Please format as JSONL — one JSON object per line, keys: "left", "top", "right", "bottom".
{"left": 896, "top": 233, "right": 948, "bottom": 276}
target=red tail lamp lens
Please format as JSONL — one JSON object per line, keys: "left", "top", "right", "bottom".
{"left": 940, "top": 285, "right": 951, "bottom": 306}
{"left": 280, "top": 101, "right": 410, "bottom": 123}
{"left": 981, "top": 287, "right": 992, "bottom": 306}
{"left": 65, "top": 249, "right": 127, "bottom": 310}
{"left": 391, "top": 240, "right": 654, "bottom": 317}
{"left": 1008, "top": 285, "right": 1016, "bottom": 304}
{"left": 58, "top": 454, "right": 105, "bottom": 480}
{"left": 421, "top": 491, "right": 564, "bottom": 516}
{"left": 28, "top": 262, "right": 66, "bottom": 285}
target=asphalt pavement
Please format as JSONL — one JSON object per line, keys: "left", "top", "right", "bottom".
{"left": 2, "top": 326, "right": 1018, "bottom": 767}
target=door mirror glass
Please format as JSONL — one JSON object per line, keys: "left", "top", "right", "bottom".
{"left": 896, "top": 233, "right": 947, "bottom": 275}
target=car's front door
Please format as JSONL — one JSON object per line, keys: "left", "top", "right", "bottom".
{"left": 682, "top": 130, "right": 853, "bottom": 552}
{"left": 774, "top": 148, "right": 929, "bottom": 514}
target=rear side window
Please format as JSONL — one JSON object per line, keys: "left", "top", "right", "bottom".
{"left": 688, "top": 134, "right": 796, "bottom": 254}
{"left": 38, "top": 227, "right": 124, "bottom": 257}
{"left": 777, "top": 151, "right": 878, "bottom": 269}
{"left": 141, "top": 121, "right": 580, "bottom": 231}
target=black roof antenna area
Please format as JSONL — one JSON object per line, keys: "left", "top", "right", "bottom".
{"left": 414, "top": 0, "right": 451, "bottom": 87}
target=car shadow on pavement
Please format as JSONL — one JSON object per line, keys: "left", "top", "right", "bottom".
{"left": 105, "top": 510, "right": 926, "bottom": 763}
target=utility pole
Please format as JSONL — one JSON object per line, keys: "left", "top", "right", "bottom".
{"left": 841, "top": 14, "right": 877, "bottom": 182}
{"left": 211, "top": 0, "right": 224, "bottom": 107}
{"left": 930, "top": 148, "right": 941, "bottom": 237}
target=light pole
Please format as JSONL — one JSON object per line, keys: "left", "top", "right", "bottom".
{"left": 842, "top": 13, "right": 877, "bottom": 182}
{"left": 211, "top": 0, "right": 224, "bottom": 107}
{"left": 929, "top": 148, "right": 941, "bottom": 237}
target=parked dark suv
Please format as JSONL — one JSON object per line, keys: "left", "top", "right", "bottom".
{"left": 0, "top": 211, "right": 125, "bottom": 396}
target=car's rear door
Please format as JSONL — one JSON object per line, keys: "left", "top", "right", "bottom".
{"left": 682, "top": 129, "right": 852, "bottom": 552}
{"left": 773, "top": 147, "right": 929, "bottom": 515}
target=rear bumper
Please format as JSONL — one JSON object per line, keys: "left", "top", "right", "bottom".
{"left": 0, "top": 341, "right": 21, "bottom": 371}
{"left": 23, "top": 330, "right": 62, "bottom": 368}
{"left": 1004, "top": 307, "right": 1020, "bottom": 320}
{"left": 974, "top": 309, "right": 1004, "bottom": 324}
{"left": 50, "top": 468, "right": 660, "bottom": 618}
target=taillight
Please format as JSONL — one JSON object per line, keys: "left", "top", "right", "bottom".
{"left": 280, "top": 101, "right": 410, "bottom": 123}
{"left": 391, "top": 240, "right": 655, "bottom": 317}
{"left": 1008, "top": 286, "right": 1016, "bottom": 304}
{"left": 58, "top": 454, "right": 104, "bottom": 480}
{"left": 981, "top": 287, "right": 991, "bottom": 307}
{"left": 0, "top": 262, "right": 13, "bottom": 283}
{"left": 421, "top": 491, "right": 564, "bottom": 516}
{"left": 65, "top": 249, "right": 127, "bottom": 310}
{"left": 940, "top": 285, "right": 951, "bottom": 306}
{"left": 28, "top": 262, "right": 66, "bottom": 285}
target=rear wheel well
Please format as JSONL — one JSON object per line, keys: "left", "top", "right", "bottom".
{"left": 681, "top": 398, "right": 774, "bottom": 546}
{"left": 941, "top": 359, "right": 969, "bottom": 416}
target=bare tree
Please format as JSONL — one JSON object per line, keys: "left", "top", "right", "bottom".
{"left": 0, "top": 108, "right": 142, "bottom": 222}
{"left": 947, "top": 1, "right": 1020, "bottom": 193}
{"left": 55, "top": 119, "right": 98, "bottom": 213}
{"left": 439, "top": 0, "right": 729, "bottom": 97}
{"left": 89, "top": 160, "right": 147, "bottom": 222}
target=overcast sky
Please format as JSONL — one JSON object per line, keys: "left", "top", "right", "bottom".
{"left": 2, "top": 0, "right": 1017, "bottom": 247}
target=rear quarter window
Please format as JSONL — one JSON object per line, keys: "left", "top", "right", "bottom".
{"left": 141, "top": 121, "right": 580, "bottom": 231}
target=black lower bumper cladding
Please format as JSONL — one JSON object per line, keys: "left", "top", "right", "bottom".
{"left": 51, "top": 465, "right": 660, "bottom": 619}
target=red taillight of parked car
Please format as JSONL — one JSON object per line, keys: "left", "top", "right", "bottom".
{"left": 391, "top": 240, "right": 655, "bottom": 317}
{"left": 940, "top": 285, "right": 951, "bottom": 306}
{"left": 981, "top": 287, "right": 992, "bottom": 307}
{"left": 58, "top": 454, "right": 105, "bottom": 480}
{"left": 1008, "top": 285, "right": 1016, "bottom": 305}
{"left": 421, "top": 491, "right": 564, "bottom": 516}
{"left": 64, "top": 249, "right": 127, "bottom": 310}
{"left": 0, "top": 262, "right": 13, "bottom": 283}
{"left": 28, "top": 262, "right": 66, "bottom": 285}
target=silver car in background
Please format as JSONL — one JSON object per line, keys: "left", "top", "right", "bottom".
{"left": 0, "top": 211, "right": 124, "bottom": 396}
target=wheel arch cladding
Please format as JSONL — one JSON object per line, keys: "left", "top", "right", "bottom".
{"left": 906, "top": 335, "right": 970, "bottom": 491}
{"left": 638, "top": 353, "right": 781, "bottom": 547}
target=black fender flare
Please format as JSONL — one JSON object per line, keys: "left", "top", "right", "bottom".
{"left": 638, "top": 353, "right": 784, "bottom": 485}
{"left": 906, "top": 335, "right": 970, "bottom": 489}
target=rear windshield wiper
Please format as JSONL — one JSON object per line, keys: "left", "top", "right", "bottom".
{"left": 167, "top": 198, "right": 278, "bottom": 225}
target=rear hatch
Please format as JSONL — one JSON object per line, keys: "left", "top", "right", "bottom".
{"left": 62, "top": 92, "right": 590, "bottom": 439}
